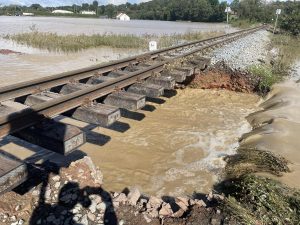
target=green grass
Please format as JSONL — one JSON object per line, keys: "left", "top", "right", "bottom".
{"left": 271, "top": 34, "right": 300, "bottom": 73}
{"left": 248, "top": 64, "right": 280, "bottom": 93}
{"left": 248, "top": 34, "right": 300, "bottom": 93}
{"left": 5, "top": 31, "right": 224, "bottom": 52}
{"left": 230, "top": 19, "right": 259, "bottom": 29}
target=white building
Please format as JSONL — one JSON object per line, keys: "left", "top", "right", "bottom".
{"left": 116, "top": 13, "right": 130, "bottom": 21}
{"left": 22, "top": 12, "right": 34, "bottom": 16}
{"left": 52, "top": 10, "right": 73, "bottom": 14}
{"left": 81, "top": 11, "right": 96, "bottom": 15}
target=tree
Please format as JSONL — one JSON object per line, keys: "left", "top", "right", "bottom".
{"left": 30, "top": 4, "right": 42, "bottom": 10}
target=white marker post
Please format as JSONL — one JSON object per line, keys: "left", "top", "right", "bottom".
{"left": 273, "top": 9, "right": 281, "bottom": 34}
{"left": 149, "top": 41, "right": 157, "bottom": 51}
{"left": 225, "top": 7, "right": 231, "bottom": 25}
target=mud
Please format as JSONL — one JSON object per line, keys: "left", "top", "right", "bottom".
{"left": 190, "top": 62, "right": 260, "bottom": 94}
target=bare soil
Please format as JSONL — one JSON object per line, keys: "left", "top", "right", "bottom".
{"left": 190, "top": 62, "right": 260, "bottom": 94}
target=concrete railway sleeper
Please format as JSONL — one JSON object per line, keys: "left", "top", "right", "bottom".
{"left": 0, "top": 26, "right": 265, "bottom": 194}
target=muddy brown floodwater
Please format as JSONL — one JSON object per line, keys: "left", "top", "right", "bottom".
{"left": 57, "top": 88, "right": 260, "bottom": 197}
{"left": 242, "top": 61, "right": 300, "bottom": 189}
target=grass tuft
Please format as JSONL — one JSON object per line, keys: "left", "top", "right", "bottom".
{"left": 248, "top": 64, "right": 281, "bottom": 93}
{"left": 225, "top": 147, "right": 290, "bottom": 178}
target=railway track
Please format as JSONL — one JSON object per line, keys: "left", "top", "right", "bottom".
{"left": 0, "top": 25, "right": 264, "bottom": 194}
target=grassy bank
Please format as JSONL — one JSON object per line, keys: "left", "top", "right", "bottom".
{"left": 5, "top": 31, "right": 224, "bottom": 52}
{"left": 247, "top": 34, "right": 300, "bottom": 93}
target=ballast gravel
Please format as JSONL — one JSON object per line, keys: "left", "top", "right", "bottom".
{"left": 210, "top": 30, "right": 270, "bottom": 70}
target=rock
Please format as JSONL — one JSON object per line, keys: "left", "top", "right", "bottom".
{"left": 119, "top": 219, "right": 125, "bottom": 225}
{"left": 159, "top": 203, "right": 173, "bottom": 217}
{"left": 82, "top": 157, "right": 103, "bottom": 185}
{"left": 172, "top": 208, "right": 185, "bottom": 218}
{"left": 114, "top": 193, "right": 127, "bottom": 204}
{"left": 54, "top": 182, "right": 61, "bottom": 189}
{"left": 96, "top": 202, "right": 106, "bottom": 212}
{"left": 52, "top": 175, "right": 60, "bottom": 182}
{"left": 91, "top": 195, "right": 102, "bottom": 205}
{"left": 80, "top": 215, "right": 89, "bottom": 225}
{"left": 143, "top": 214, "right": 152, "bottom": 223}
{"left": 188, "top": 199, "right": 195, "bottom": 206}
{"left": 148, "top": 210, "right": 159, "bottom": 218}
{"left": 18, "top": 219, "right": 24, "bottom": 225}
{"left": 87, "top": 212, "right": 96, "bottom": 221}
{"left": 89, "top": 201, "right": 97, "bottom": 213}
{"left": 15, "top": 205, "right": 21, "bottom": 211}
{"left": 175, "top": 197, "right": 189, "bottom": 211}
{"left": 147, "top": 196, "right": 162, "bottom": 209}
{"left": 194, "top": 199, "right": 206, "bottom": 207}
{"left": 10, "top": 222, "right": 18, "bottom": 225}
{"left": 45, "top": 190, "right": 51, "bottom": 200}
{"left": 10, "top": 216, "right": 17, "bottom": 222}
{"left": 127, "top": 188, "right": 141, "bottom": 206}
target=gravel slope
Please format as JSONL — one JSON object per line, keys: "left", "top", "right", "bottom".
{"left": 210, "top": 30, "right": 270, "bottom": 69}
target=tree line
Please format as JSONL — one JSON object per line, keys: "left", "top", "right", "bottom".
{"left": 0, "top": 0, "right": 299, "bottom": 35}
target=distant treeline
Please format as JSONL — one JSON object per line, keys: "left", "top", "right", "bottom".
{"left": 0, "top": 0, "right": 299, "bottom": 35}
{"left": 0, "top": 0, "right": 226, "bottom": 22}
{"left": 231, "top": 0, "right": 300, "bottom": 35}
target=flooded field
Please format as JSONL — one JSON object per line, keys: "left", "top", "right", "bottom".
{"left": 0, "top": 39, "right": 143, "bottom": 87}
{"left": 59, "top": 88, "right": 260, "bottom": 196}
{"left": 0, "top": 16, "right": 235, "bottom": 36}
{"left": 0, "top": 17, "right": 236, "bottom": 87}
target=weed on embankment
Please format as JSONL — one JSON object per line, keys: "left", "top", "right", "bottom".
{"left": 218, "top": 175, "right": 300, "bottom": 225}
{"left": 248, "top": 34, "right": 300, "bottom": 93}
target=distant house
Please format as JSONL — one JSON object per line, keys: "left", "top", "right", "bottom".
{"left": 22, "top": 12, "right": 34, "bottom": 16}
{"left": 81, "top": 11, "right": 96, "bottom": 15}
{"left": 116, "top": 13, "right": 130, "bottom": 21}
{"left": 52, "top": 10, "right": 73, "bottom": 14}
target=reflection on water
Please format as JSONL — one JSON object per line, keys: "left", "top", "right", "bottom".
{"left": 70, "top": 88, "right": 260, "bottom": 197}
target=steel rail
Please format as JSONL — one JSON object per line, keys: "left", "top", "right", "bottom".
{"left": 0, "top": 26, "right": 263, "bottom": 102}
{"left": 0, "top": 26, "right": 264, "bottom": 138}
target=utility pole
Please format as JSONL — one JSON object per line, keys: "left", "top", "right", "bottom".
{"left": 273, "top": 9, "right": 281, "bottom": 34}
{"left": 225, "top": 6, "right": 231, "bottom": 25}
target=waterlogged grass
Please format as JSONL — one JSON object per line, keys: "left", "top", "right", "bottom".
{"left": 5, "top": 31, "right": 224, "bottom": 52}
{"left": 5, "top": 32, "right": 147, "bottom": 52}
{"left": 225, "top": 147, "right": 290, "bottom": 178}
{"left": 220, "top": 175, "right": 300, "bottom": 225}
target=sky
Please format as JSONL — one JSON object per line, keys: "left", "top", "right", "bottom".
{"left": 0, "top": 0, "right": 152, "bottom": 7}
